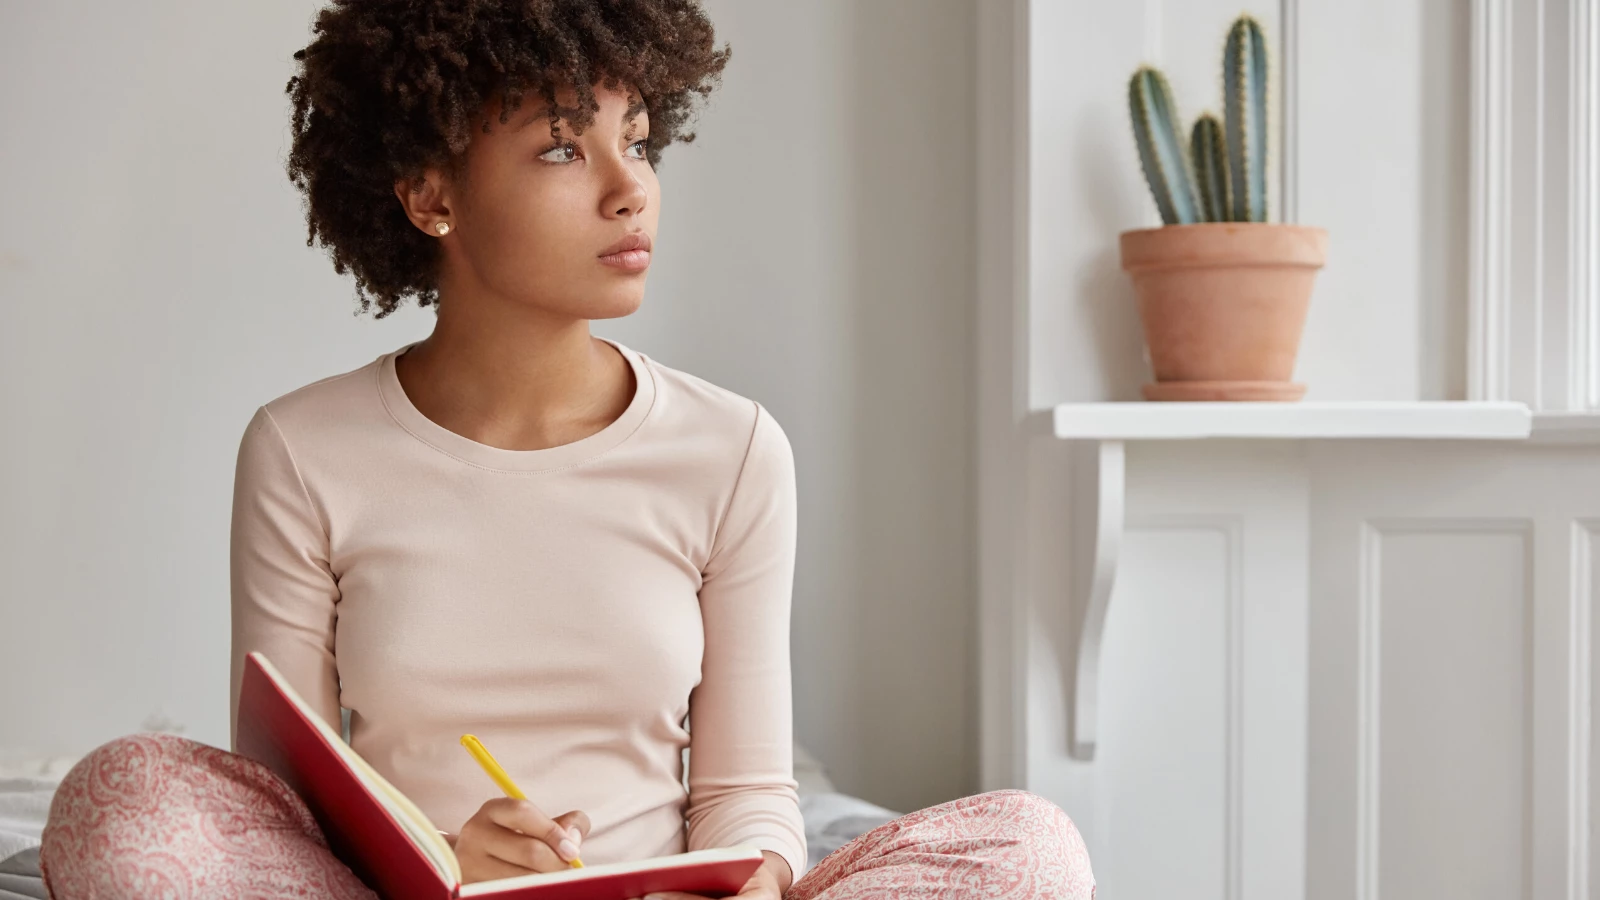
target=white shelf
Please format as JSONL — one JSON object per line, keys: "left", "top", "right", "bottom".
{"left": 1051, "top": 398, "right": 1533, "bottom": 761}
{"left": 1052, "top": 401, "right": 1533, "bottom": 441}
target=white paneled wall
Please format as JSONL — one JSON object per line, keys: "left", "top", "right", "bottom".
{"left": 1096, "top": 524, "right": 1233, "bottom": 897}
{"left": 1037, "top": 440, "right": 1600, "bottom": 899}
{"left": 976, "top": 1, "right": 1600, "bottom": 899}
{"left": 1060, "top": 443, "right": 1308, "bottom": 900}
{"left": 1308, "top": 442, "right": 1600, "bottom": 900}
{"left": 1019, "top": 438, "right": 1312, "bottom": 899}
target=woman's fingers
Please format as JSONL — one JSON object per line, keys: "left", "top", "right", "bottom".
{"left": 482, "top": 797, "right": 580, "bottom": 864}
{"left": 455, "top": 799, "right": 593, "bottom": 882}
{"left": 552, "top": 809, "right": 592, "bottom": 846}
{"left": 484, "top": 820, "right": 566, "bottom": 871}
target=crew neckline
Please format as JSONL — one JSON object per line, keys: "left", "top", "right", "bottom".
{"left": 377, "top": 337, "right": 656, "bottom": 473}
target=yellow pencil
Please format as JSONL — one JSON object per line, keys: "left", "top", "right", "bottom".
{"left": 460, "top": 734, "right": 583, "bottom": 868}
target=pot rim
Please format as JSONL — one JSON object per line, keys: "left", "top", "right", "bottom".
{"left": 1120, "top": 221, "right": 1329, "bottom": 271}
{"left": 1119, "top": 222, "right": 1327, "bottom": 239}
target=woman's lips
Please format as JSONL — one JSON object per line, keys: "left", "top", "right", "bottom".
{"left": 598, "top": 247, "right": 650, "bottom": 272}
{"left": 597, "top": 231, "right": 651, "bottom": 273}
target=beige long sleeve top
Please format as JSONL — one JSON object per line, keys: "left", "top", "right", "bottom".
{"left": 227, "top": 339, "right": 806, "bottom": 879}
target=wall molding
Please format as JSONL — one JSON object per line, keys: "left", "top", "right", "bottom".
{"left": 1278, "top": 0, "right": 1299, "bottom": 224}
{"left": 1570, "top": 2, "right": 1600, "bottom": 410}
{"left": 1470, "top": 0, "right": 1600, "bottom": 410}
{"left": 1469, "top": 0, "right": 1513, "bottom": 402}
{"left": 1570, "top": 520, "right": 1599, "bottom": 900}
{"left": 1355, "top": 521, "right": 1383, "bottom": 900}
{"left": 1123, "top": 514, "right": 1245, "bottom": 900}
{"left": 1357, "top": 518, "right": 1534, "bottom": 900}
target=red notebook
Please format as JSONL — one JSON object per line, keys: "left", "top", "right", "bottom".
{"left": 237, "top": 652, "right": 764, "bottom": 900}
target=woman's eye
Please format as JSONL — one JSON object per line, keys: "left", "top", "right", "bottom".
{"left": 539, "top": 143, "right": 578, "bottom": 163}
{"left": 627, "top": 139, "right": 649, "bottom": 160}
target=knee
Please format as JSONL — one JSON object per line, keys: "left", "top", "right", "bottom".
{"left": 43, "top": 733, "right": 214, "bottom": 842}
{"left": 45, "top": 731, "right": 311, "bottom": 836}
{"left": 40, "top": 733, "right": 196, "bottom": 896}
{"left": 967, "top": 788, "right": 1069, "bottom": 820}
{"left": 999, "top": 788, "right": 1073, "bottom": 819}
{"left": 941, "top": 789, "right": 1081, "bottom": 837}
{"left": 48, "top": 733, "right": 195, "bottom": 822}
{"left": 41, "top": 733, "right": 305, "bottom": 898}
{"left": 970, "top": 791, "right": 1096, "bottom": 896}
{"left": 983, "top": 789, "right": 1089, "bottom": 846}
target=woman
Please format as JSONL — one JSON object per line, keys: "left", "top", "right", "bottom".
{"left": 39, "top": 1, "right": 1094, "bottom": 898}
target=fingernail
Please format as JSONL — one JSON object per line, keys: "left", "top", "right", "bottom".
{"left": 568, "top": 825, "right": 583, "bottom": 846}
{"left": 558, "top": 838, "right": 580, "bottom": 862}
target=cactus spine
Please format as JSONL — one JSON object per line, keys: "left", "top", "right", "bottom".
{"left": 1128, "top": 67, "right": 1199, "bottom": 225}
{"left": 1222, "top": 15, "right": 1269, "bottom": 222}
{"left": 1190, "top": 114, "right": 1228, "bottom": 223}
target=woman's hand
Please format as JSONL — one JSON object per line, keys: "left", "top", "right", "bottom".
{"left": 448, "top": 799, "right": 590, "bottom": 884}
{"left": 630, "top": 851, "right": 791, "bottom": 900}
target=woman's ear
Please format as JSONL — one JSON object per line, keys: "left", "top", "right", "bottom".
{"left": 393, "top": 169, "right": 454, "bottom": 237}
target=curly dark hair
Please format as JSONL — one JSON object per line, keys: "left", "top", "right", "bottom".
{"left": 284, "top": 0, "right": 730, "bottom": 317}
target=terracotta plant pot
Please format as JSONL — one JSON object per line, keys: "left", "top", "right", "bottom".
{"left": 1120, "top": 223, "right": 1328, "bottom": 401}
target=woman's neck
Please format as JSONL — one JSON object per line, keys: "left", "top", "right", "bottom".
{"left": 393, "top": 296, "right": 634, "bottom": 453}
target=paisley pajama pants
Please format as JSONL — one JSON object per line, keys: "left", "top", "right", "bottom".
{"left": 39, "top": 733, "right": 1094, "bottom": 899}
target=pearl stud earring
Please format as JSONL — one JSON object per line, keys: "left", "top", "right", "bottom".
{"left": 435, "top": 222, "right": 451, "bottom": 235}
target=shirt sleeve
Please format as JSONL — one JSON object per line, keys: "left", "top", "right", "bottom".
{"left": 684, "top": 403, "right": 808, "bottom": 882}
{"left": 228, "top": 405, "right": 342, "bottom": 751}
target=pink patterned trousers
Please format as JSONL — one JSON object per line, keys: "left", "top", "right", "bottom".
{"left": 40, "top": 734, "right": 1094, "bottom": 899}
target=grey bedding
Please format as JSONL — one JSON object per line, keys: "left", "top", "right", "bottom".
{"left": 0, "top": 850, "right": 45, "bottom": 900}
{"left": 0, "top": 777, "right": 54, "bottom": 900}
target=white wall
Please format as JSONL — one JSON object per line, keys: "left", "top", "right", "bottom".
{"left": 0, "top": 0, "right": 976, "bottom": 813}
{"left": 1296, "top": 0, "right": 1471, "bottom": 402}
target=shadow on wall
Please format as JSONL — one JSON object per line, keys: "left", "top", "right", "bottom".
{"left": 1416, "top": 0, "right": 1468, "bottom": 401}
{"left": 838, "top": 0, "right": 977, "bottom": 813}
{"left": 1073, "top": 105, "right": 1149, "bottom": 400}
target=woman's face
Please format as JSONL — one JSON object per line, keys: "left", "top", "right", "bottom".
{"left": 416, "top": 82, "right": 661, "bottom": 321}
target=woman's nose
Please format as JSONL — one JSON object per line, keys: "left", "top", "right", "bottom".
{"left": 600, "top": 156, "right": 648, "bottom": 218}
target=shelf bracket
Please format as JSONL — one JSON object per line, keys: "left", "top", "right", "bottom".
{"left": 1069, "top": 438, "right": 1125, "bottom": 760}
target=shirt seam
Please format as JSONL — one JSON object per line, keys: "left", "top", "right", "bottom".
{"left": 259, "top": 405, "right": 333, "bottom": 549}
{"left": 705, "top": 400, "right": 765, "bottom": 572}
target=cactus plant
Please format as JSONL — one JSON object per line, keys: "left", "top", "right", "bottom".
{"left": 1128, "top": 13, "right": 1271, "bottom": 225}
{"left": 1128, "top": 66, "right": 1199, "bottom": 225}
{"left": 1190, "top": 114, "right": 1228, "bottom": 222}
{"left": 1120, "top": 15, "right": 1326, "bottom": 404}
{"left": 1223, "top": 15, "right": 1269, "bottom": 222}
